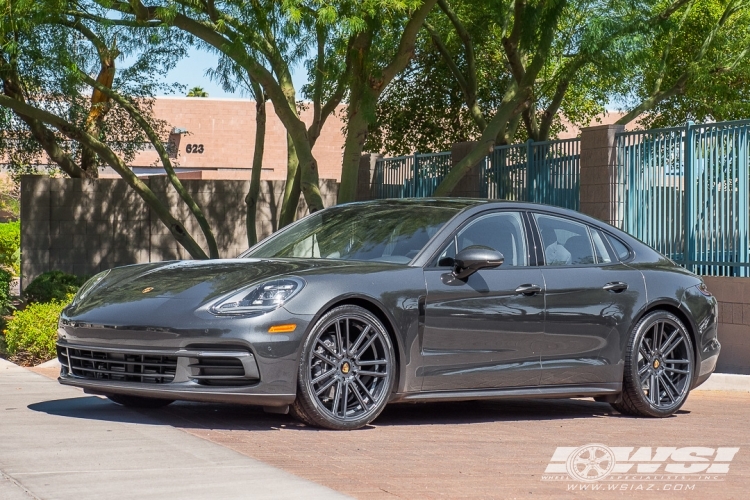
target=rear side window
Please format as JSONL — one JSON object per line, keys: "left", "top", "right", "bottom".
{"left": 535, "top": 214, "right": 595, "bottom": 266}
{"left": 590, "top": 228, "right": 613, "bottom": 264}
{"left": 606, "top": 234, "right": 631, "bottom": 260}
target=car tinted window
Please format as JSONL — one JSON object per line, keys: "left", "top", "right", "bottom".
{"left": 437, "top": 212, "right": 528, "bottom": 267}
{"left": 606, "top": 234, "right": 631, "bottom": 260}
{"left": 535, "top": 214, "right": 595, "bottom": 266}
{"left": 245, "top": 202, "right": 464, "bottom": 264}
{"left": 591, "top": 228, "right": 613, "bottom": 264}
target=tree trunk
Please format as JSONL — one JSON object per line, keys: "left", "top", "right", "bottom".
{"left": 338, "top": 28, "right": 372, "bottom": 205}
{"left": 339, "top": 92, "right": 371, "bottom": 204}
{"left": 433, "top": 88, "right": 527, "bottom": 196}
{"left": 279, "top": 134, "right": 301, "bottom": 228}
{"left": 246, "top": 97, "right": 266, "bottom": 247}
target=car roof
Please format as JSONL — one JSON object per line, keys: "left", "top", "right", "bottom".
{"left": 340, "top": 198, "right": 657, "bottom": 265}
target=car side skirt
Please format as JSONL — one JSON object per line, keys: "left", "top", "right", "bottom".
{"left": 392, "top": 382, "right": 622, "bottom": 403}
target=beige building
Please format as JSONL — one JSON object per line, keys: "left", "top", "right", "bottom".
{"left": 126, "top": 97, "right": 347, "bottom": 181}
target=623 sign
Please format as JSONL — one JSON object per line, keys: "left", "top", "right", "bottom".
{"left": 185, "top": 144, "right": 204, "bottom": 154}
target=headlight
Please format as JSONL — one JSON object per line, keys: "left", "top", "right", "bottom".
{"left": 71, "top": 270, "right": 111, "bottom": 306}
{"left": 210, "top": 278, "right": 304, "bottom": 315}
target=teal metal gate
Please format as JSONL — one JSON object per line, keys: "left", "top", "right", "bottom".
{"left": 617, "top": 120, "right": 750, "bottom": 276}
{"left": 373, "top": 138, "right": 580, "bottom": 210}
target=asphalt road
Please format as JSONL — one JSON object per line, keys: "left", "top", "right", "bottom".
{"left": 3, "top": 358, "right": 750, "bottom": 499}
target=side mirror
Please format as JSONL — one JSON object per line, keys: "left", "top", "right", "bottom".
{"left": 452, "top": 247, "right": 504, "bottom": 280}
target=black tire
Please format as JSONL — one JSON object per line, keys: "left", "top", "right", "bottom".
{"left": 612, "top": 310, "right": 694, "bottom": 417}
{"left": 106, "top": 394, "right": 174, "bottom": 409}
{"left": 291, "top": 305, "right": 396, "bottom": 430}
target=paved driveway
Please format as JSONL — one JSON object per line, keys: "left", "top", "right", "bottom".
{"left": 5, "top": 359, "right": 750, "bottom": 499}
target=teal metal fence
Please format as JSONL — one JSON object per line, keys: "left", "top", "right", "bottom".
{"left": 373, "top": 138, "right": 580, "bottom": 210}
{"left": 483, "top": 139, "right": 580, "bottom": 209}
{"left": 372, "top": 152, "right": 452, "bottom": 199}
{"left": 616, "top": 120, "right": 750, "bottom": 276}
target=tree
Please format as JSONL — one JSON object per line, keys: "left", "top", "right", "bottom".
{"left": 0, "top": 0, "right": 219, "bottom": 259}
{"left": 616, "top": 0, "right": 750, "bottom": 127}
{"left": 186, "top": 86, "right": 208, "bottom": 97}
{"left": 334, "top": 0, "right": 439, "bottom": 203}
{"left": 407, "top": 0, "right": 710, "bottom": 196}
{"left": 94, "top": 0, "right": 352, "bottom": 227}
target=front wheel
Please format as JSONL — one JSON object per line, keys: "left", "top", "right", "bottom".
{"left": 291, "top": 305, "right": 396, "bottom": 430}
{"left": 612, "top": 311, "right": 694, "bottom": 417}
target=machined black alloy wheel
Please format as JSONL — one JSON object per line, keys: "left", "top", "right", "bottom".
{"left": 292, "top": 305, "right": 395, "bottom": 430}
{"left": 612, "top": 311, "right": 694, "bottom": 417}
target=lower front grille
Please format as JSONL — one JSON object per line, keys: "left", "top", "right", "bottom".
{"left": 189, "top": 357, "right": 251, "bottom": 387}
{"left": 58, "top": 346, "right": 177, "bottom": 384}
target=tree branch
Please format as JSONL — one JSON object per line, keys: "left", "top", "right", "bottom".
{"left": 0, "top": 94, "right": 209, "bottom": 258}
{"left": 80, "top": 71, "right": 220, "bottom": 258}
{"left": 378, "top": 0, "right": 439, "bottom": 91}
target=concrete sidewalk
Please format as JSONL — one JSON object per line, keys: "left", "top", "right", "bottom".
{"left": 0, "top": 358, "right": 349, "bottom": 500}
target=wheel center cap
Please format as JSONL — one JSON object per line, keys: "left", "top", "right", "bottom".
{"left": 653, "top": 359, "right": 660, "bottom": 369}
{"left": 341, "top": 361, "right": 351, "bottom": 374}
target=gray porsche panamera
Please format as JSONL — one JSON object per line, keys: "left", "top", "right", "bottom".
{"left": 56, "top": 199, "right": 720, "bottom": 430}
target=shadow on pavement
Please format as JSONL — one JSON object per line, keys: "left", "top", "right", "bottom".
{"left": 28, "top": 394, "right": 684, "bottom": 432}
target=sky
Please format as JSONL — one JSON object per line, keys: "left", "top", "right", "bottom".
{"left": 160, "top": 47, "right": 307, "bottom": 99}
{"left": 162, "top": 46, "right": 623, "bottom": 112}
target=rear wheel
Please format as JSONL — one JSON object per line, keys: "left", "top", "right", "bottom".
{"left": 291, "top": 305, "right": 395, "bottom": 430}
{"left": 612, "top": 311, "right": 694, "bottom": 417}
{"left": 106, "top": 394, "right": 174, "bottom": 409}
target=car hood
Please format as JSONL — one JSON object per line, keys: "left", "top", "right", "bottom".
{"left": 65, "top": 258, "right": 402, "bottom": 318}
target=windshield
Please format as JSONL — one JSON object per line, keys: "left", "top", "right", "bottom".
{"left": 243, "top": 201, "right": 468, "bottom": 264}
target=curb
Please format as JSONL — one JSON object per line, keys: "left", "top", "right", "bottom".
{"left": 694, "top": 373, "right": 750, "bottom": 392}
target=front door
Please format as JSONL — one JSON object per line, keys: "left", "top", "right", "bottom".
{"left": 421, "top": 211, "right": 545, "bottom": 391}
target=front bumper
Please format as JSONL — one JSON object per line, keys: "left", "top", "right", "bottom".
{"left": 56, "top": 303, "right": 316, "bottom": 406}
{"left": 56, "top": 341, "right": 297, "bottom": 406}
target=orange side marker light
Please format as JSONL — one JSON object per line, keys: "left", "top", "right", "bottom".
{"left": 268, "top": 324, "right": 297, "bottom": 333}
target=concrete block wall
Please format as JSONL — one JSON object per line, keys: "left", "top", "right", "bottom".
{"left": 21, "top": 175, "right": 338, "bottom": 288}
{"left": 702, "top": 276, "right": 750, "bottom": 375}
{"left": 579, "top": 124, "right": 624, "bottom": 225}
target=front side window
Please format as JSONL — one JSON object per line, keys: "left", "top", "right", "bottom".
{"left": 535, "top": 214, "right": 595, "bottom": 266}
{"left": 437, "top": 212, "right": 528, "bottom": 268}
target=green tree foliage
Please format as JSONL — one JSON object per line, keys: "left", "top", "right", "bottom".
{"left": 384, "top": 0, "right": 749, "bottom": 195}
{"left": 617, "top": 0, "right": 750, "bottom": 127}
{"left": 186, "top": 86, "right": 209, "bottom": 97}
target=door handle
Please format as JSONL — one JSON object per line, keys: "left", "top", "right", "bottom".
{"left": 515, "top": 284, "right": 542, "bottom": 296}
{"left": 603, "top": 281, "right": 628, "bottom": 293}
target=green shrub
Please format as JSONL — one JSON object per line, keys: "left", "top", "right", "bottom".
{"left": 24, "top": 271, "right": 87, "bottom": 304}
{"left": 0, "top": 268, "right": 13, "bottom": 316}
{"left": 0, "top": 220, "right": 20, "bottom": 275}
{"left": 4, "top": 295, "right": 72, "bottom": 363}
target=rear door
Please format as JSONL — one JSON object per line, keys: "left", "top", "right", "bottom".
{"left": 421, "top": 211, "right": 544, "bottom": 391}
{"left": 533, "top": 213, "right": 646, "bottom": 386}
